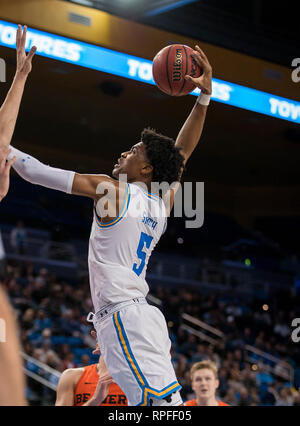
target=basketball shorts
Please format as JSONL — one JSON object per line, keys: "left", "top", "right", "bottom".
{"left": 92, "top": 297, "right": 182, "bottom": 406}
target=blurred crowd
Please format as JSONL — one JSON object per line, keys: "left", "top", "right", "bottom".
{"left": 1, "top": 261, "right": 300, "bottom": 406}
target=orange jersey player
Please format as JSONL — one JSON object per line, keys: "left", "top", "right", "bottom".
{"left": 184, "top": 360, "right": 229, "bottom": 407}
{"left": 55, "top": 337, "right": 127, "bottom": 407}
{"left": 73, "top": 363, "right": 127, "bottom": 406}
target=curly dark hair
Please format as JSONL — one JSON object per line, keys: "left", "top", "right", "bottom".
{"left": 141, "top": 127, "right": 185, "bottom": 185}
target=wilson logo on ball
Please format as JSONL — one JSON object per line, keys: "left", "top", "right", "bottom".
{"left": 173, "top": 49, "right": 182, "bottom": 82}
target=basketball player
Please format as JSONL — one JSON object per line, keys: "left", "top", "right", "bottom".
{"left": 4, "top": 25, "right": 213, "bottom": 406}
{"left": 55, "top": 333, "right": 127, "bottom": 406}
{"left": 0, "top": 25, "right": 33, "bottom": 405}
{"left": 185, "top": 361, "right": 229, "bottom": 406}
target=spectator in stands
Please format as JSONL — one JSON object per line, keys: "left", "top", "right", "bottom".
{"left": 223, "top": 387, "right": 237, "bottom": 406}
{"left": 21, "top": 308, "right": 35, "bottom": 332}
{"left": 33, "top": 309, "right": 52, "bottom": 333}
{"left": 256, "top": 363, "right": 275, "bottom": 398}
{"left": 31, "top": 279, "right": 48, "bottom": 305}
{"left": 293, "top": 389, "right": 300, "bottom": 406}
{"left": 10, "top": 220, "right": 27, "bottom": 255}
{"left": 180, "top": 370, "right": 193, "bottom": 401}
{"left": 190, "top": 343, "right": 209, "bottom": 363}
{"left": 80, "top": 354, "right": 91, "bottom": 367}
{"left": 241, "top": 363, "right": 257, "bottom": 390}
{"left": 217, "top": 367, "right": 229, "bottom": 397}
{"left": 274, "top": 357, "right": 292, "bottom": 378}
{"left": 35, "top": 268, "right": 49, "bottom": 287}
{"left": 179, "top": 334, "right": 198, "bottom": 357}
{"left": 59, "top": 309, "right": 80, "bottom": 336}
{"left": 175, "top": 354, "right": 189, "bottom": 378}
{"left": 60, "top": 352, "right": 77, "bottom": 371}
{"left": 206, "top": 343, "right": 221, "bottom": 367}
{"left": 39, "top": 338, "right": 61, "bottom": 368}
{"left": 228, "top": 362, "right": 244, "bottom": 393}
{"left": 275, "top": 386, "right": 294, "bottom": 406}
{"left": 185, "top": 360, "right": 229, "bottom": 406}
{"left": 237, "top": 387, "right": 251, "bottom": 406}
{"left": 260, "top": 383, "right": 277, "bottom": 405}
{"left": 273, "top": 312, "right": 291, "bottom": 339}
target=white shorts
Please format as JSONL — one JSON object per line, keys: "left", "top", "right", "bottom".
{"left": 93, "top": 298, "right": 182, "bottom": 406}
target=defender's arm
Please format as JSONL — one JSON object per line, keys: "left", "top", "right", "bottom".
{"left": 0, "top": 26, "right": 36, "bottom": 150}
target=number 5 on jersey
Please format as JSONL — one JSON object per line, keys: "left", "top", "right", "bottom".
{"left": 133, "top": 232, "right": 153, "bottom": 277}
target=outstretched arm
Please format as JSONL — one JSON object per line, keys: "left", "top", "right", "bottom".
{"left": 163, "top": 46, "right": 212, "bottom": 214}
{"left": 8, "top": 145, "right": 126, "bottom": 223}
{"left": 0, "top": 25, "right": 36, "bottom": 149}
{"left": 175, "top": 45, "right": 212, "bottom": 165}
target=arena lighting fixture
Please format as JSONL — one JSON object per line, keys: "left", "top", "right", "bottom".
{"left": 262, "top": 304, "right": 269, "bottom": 311}
{"left": 0, "top": 20, "right": 299, "bottom": 124}
{"left": 245, "top": 258, "right": 251, "bottom": 267}
{"left": 69, "top": 0, "right": 199, "bottom": 16}
{"left": 71, "top": 0, "right": 94, "bottom": 6}
{"left": 143, "top": 0, "right": 200, "bottom": 17}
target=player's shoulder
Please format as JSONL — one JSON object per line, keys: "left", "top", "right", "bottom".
{"left": 60, "top": 367, "right": 85, "bottom": 384}
{"left": 218, "top": 400, "right": 229, "bottom": 406}
{"left": 93, "top": 175, "right": 130, "bottom": 199}
{"left": 184, "top": 399, "right": 197, "bottom": 406}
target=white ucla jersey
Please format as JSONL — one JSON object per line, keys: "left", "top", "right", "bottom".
{"left": 88, "top": 182, "right": 167, "bottom": 313}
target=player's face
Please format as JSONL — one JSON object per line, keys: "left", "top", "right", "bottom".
{"left": 112, "top": 142, "right": 152, "bottom": 181}
{"left": 192, "top": 369, "right": 219, "bottom": 401}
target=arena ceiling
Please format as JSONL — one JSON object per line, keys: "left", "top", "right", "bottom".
{"left": 68, "top": 0, "right": 300, "bottom": 66}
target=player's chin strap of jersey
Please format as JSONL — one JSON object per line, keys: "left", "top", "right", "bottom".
{"left": 8, "top": 146, "right": 75, "bottom": 194}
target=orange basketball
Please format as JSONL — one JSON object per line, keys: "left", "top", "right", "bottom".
{"left": 152, "top": 44, "right": 202, "bottom": 96}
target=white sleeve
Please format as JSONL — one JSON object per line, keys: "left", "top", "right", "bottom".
{"left": 8, "top": 145, "right": 75, "bottom": 194}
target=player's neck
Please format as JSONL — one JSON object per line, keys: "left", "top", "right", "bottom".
{"left": 196, "top": 395, "right": 219, "bottom": 406}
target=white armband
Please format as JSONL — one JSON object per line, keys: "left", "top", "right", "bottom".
{"left": 197, "top": 92, "right": 211, "bottom": 106}
{"left": 8, "top": 146, "right": 75, "bottom": 194}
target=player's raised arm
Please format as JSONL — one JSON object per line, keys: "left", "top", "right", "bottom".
{"left": 174, "top": 45, "right": 212, "bottom": 165}
{"left": 162, "top": 46, "right": 212, "bottom": 214}
{"left": 0, "top": 25, "right": 36, "bottom": 150}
